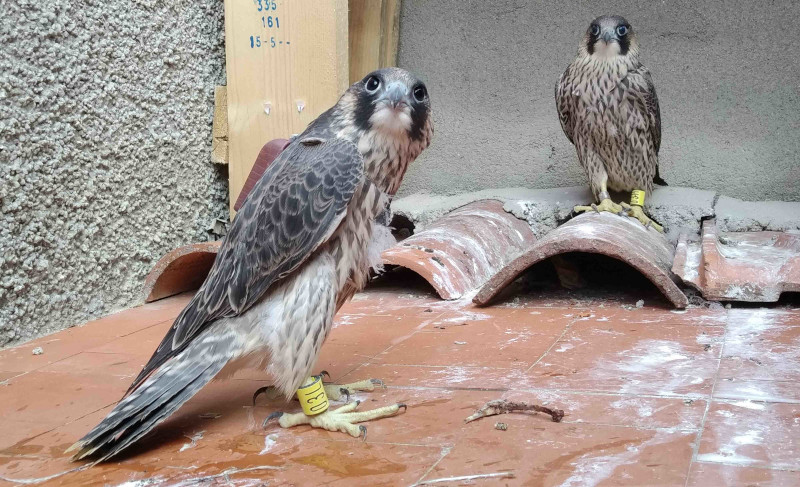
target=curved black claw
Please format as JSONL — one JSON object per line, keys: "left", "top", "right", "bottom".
{"left": 591, "top": 203, "right": 599, "bottom": 213}
{"left": 262, "top": 411, "right": 284, "bottom": 428}
{"left": 397, "top": 403, "right": 408, "bottom": 412}
{"left": 339, "top": 388, "right": 351, "bottom": 403}
{"left": 252, "top": 386, "right": 274, "bottom": 406}
{"left": 370, "top": 378, "right": 386, "bottom": 388}
{"left": 318, "top": 370, "right": 331, "bottom": 381}
{"left": 359, "top": 425, "right": 368, "bottom": 442}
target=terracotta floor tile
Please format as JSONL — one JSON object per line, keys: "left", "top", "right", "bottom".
{"left": 368, "top": 307, "right": 570, "bottom": 372}
{"left": 72, "top": 295, "right": 187, "bottom": 339}
{"left": 500, "top": 306, "right": 581, "bottom": 329}
{"left": 527, "top": 320, "right": 723, "bottom": 398}
{"left": 0, "top": 296, "right": 184, "bottom": 375}
{"left": 39, "top": 351, "right": 147, "bottom": 380}
{"left": 325, "top": 310, "right": 435, "bottom": 356}
{"left": 355, "top": 388, "right": 707, "bottom": 448}
{"left": 0, "top": 371, "right": 19, "bottom": 383}
{"left": 599, "top": 306, "right": 728, "bottom": 327}
{"left": 3, "top": 424, "right": 443, "bottom": 487}
{"left": 719, "top": 315, "right": 800, "bottom": 382}
{"left": 557, "top": 319, "right": 725, "bottom": 357}
{"left": 714, "top": 379, "right": 800, "bottom": 404}
{"left": 86, "top": 320, "right": 172, "bottom": 356}
{"left": 418, "top": 422, "right": 696, "bottom": 486}
{"left": 0, "top": 419, "right": 54, "bottom": 452}
{"left": 1, "top": 289, "right": 800, "bottom": 485}
{"left": 0, "top": 372, "right": 122, "bottom": 429}
{"left": 0, "top": 332, "right": 113, "bottom": 374}
{"left": 728, "top": 308, "right": 800, "bottom": 328}
{"left": 686, "top": 462, "right": 800, "bottom": 486}
{"left": 373, "top": 321, "right": 560, "bottom": 369}
{"left": 341, "top": 362, "right": 529, "bottom": 390}
{"left": 504, "top": 389, "right": 708, "bottom": 432}
{"left": 697, "top": 401, "right": 800, "bottom": 470}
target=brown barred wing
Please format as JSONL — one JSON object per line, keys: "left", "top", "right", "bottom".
{"left": 128, "top": 138, "right": 364, "bottom": 393}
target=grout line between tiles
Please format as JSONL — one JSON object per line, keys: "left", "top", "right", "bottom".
{"left": 335, "top": 310, "right": 451, "bottom": 381}
{"left": 692, "top": 460, "right": 800, "bottom": 473}
{"left": 523, "top": 315, "right": 579, "bottom": 374}
{"left": 385, "top": 383, "right": 716, "bottom": 405}
{"left": 683, "top": 306, "right": 731, "bottom": 487}
{"left": 411, "top": 445, "right": 454, "bottom": 487}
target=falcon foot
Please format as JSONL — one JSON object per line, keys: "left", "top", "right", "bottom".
{"left": 324, "top": 378, "right": 386, "bottom": 402}
{"left": 621, "top": 203, "right": 664, "bottom": 233}
{"left": 574, "top": 198, "right": 627, "bottom": 218}
{"left": 251, "top": 372, "right": 386, "bottom": 406}
{"left": 264, "top": 401, "right": 406, "bottom": 439}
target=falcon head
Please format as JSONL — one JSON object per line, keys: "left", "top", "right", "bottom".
{"left": 349, "top": 67, "right": 432, "bottom": 142}
{"left": 582, "top": 15, "right": 639, "bottom": 59}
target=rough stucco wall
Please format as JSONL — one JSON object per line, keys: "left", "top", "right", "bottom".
{"left": 397, "top": 0, "right": 800, "bottom": 202}
{"left": 0, "top": 0, "right": 228, "bottom": 346}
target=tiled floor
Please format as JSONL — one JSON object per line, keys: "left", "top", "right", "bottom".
{"left": 1, "top": 278, "right": 799, "bottom": 486}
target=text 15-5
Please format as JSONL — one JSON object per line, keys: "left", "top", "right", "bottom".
{"left": 250, "top": 36, "right": 285, "bottom": 48}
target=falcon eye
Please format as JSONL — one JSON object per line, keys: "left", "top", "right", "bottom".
{"left": 590, "top": 24, "right": 600, "bottom": 36}
{"left": 616, "top": 25, "right": 629, "bottom": 36}
{"left": 413, "top": 85, "right": 427, "bottom": 102}
{"left": 365, "top": 76, "right": 381, "bottom": 93}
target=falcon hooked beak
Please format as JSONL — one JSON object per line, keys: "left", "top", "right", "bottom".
{"left": 382, "top": 81, "right": 410, "bottom": 110}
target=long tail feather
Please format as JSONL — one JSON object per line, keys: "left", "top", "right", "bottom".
{"left": 68, "top": 329, "right": 235, "bottom": 462}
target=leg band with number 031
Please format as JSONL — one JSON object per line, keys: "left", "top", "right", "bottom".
{"left": 296, "top": 376, "right": 329, "bottom": 416}
{"left": 630, "top": 190, "right": 646, "bottom": 207}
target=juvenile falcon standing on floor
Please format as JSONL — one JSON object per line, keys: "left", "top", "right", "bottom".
{"left": 556, "top": 15, "right": 666, "bottom": 231}
{"left": 68, "top": 68, "right": 433, "bottom": 462}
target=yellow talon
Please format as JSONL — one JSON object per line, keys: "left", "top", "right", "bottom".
{"left": 574, "top": 198, "right": 626, "bottom": 216}
{"left": 622, "top": 202, "right": 664, "bottom": 233}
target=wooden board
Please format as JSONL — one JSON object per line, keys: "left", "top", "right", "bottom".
{"left": 348, "top": 0, "right": 400, "bottom": 83}
{"left": 211, "top": 86, "right": 228, "bottom": 165}
{"left": 224, "top": 0, "right": 349, "bottom": 216}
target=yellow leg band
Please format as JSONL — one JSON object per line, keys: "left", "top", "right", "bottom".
{"left": 630, "top": 190, "right": 646, "bottom": 207}
{"left": 296, "top": 376, "right": 329, "bottom": 416}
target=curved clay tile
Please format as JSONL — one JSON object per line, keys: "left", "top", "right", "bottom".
{"left": 234, "top": 138, "right": 291, "bottom": 211}
{"left": 143, "top": 242, "right": 221, "bottom": 302}
{"left": 381, "top": 199, "right": 536, "bottom": 300}
{"left": 673, "top": 219, "right": 800, "bottom": 302}
{"left": 473, "top": 212, "right": 688, "bottom": 308}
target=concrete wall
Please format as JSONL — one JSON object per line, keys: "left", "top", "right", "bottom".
{"left": 396, "top": 0, "right": 800, "bottom": 201}
{"left": 0, "top": 0, "right": 228, "bottom": 346}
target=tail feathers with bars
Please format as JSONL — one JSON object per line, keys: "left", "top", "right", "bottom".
{"left": 67, "top": 329, "right": 235, "bottom": 462}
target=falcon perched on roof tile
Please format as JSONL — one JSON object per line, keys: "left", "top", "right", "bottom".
{"left": 556, "top": 15, "right": 666, "bottom": 231}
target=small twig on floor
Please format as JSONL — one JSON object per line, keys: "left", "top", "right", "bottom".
{"left": 465, "top": 399, "right": 564, "bottom": 423}
{"left": 415, "top": 471, "right": 515, "bottom": 485}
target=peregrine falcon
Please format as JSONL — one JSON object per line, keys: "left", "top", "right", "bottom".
{"left": 68, "top": 68, "right": 433, "bottom": 461}
{"left": 556, "top": 15, "right": 665, "bottom": 231}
